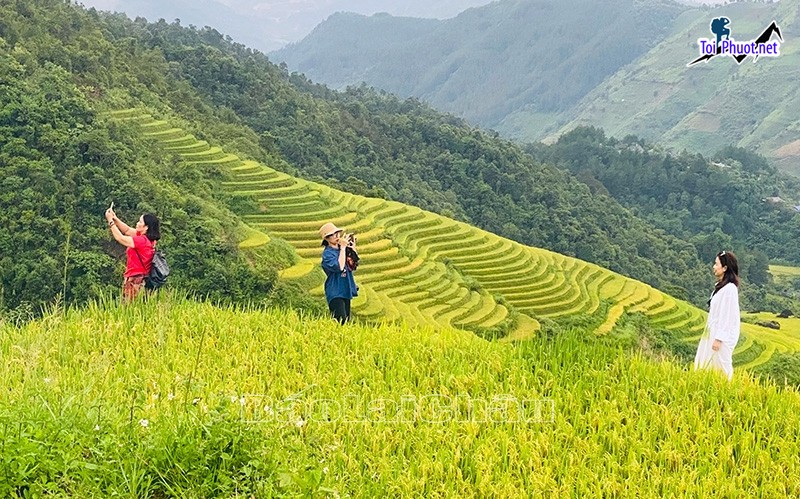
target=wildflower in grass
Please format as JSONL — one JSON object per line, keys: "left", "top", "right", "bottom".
{"left": 94, "top": 425, "right": 100, "bottom": 431}
{"left": 296, "top": 418, "right": 306, "bottom": 428}
{"left": 139, "top": 419, "right": 149, "bottom": 428}
{"left": 43, "top": 377, "right": 51, "bottom": 384}
{"left": 167, "top": 392, "right": 175, "bottom": 401}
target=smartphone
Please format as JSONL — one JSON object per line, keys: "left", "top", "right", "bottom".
{"left": 109, "top": 201, "right": 114, "bottom": 211}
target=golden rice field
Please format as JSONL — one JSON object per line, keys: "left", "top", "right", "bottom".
{"left": 744, "top": 311, "right": 800, "bottom": 336}
{"left": 106, "top": 109, "right": 800, "bottom": 371}
{"left": 769, "top": 264, "right": 800, "bottom": 281}
{"left": 1, "top": 295, "right": 799, "bottom": 496}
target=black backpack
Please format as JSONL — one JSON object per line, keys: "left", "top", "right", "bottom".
{"left": 135, "top": 243, "right": 170, "bottom": 290}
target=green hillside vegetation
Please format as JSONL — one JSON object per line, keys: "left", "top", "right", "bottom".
{"left": 1, "top": 0, "right": 722, "bottom": 315}
{"left": 0, "top": 47, "right": 282, "bottom": 316}
{"left": 272, "top": 0, "right": 686, "bottom": 128}
{"left": 2, "top": 295, "right": 800, "bottom": 496}
{"left": 528, "top": 126, "right": 800, "bottom": 311}
{"left": 154, "top": 24, "right": 713, "bottom": 306}
{"left": 112, "top": 109, "right": 800, "bottom": 373}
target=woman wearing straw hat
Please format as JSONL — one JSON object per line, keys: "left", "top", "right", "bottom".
{"left": 694, "top": 250, "right": 741, "bottom": 380}
{"left": 319, "top": 222, "right": 359, "bottom": 324}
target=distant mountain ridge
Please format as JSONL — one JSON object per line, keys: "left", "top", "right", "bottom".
{"left": 274, "top": 0, "right": 800, "bottom": 174}
{"left": 273, "top": 0, "right": 686, "bottom": 126}
{"left": 77, "top": 0, "right": 496, "bottom": 52}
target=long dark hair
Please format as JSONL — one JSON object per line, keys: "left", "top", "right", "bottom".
{"left": 713, "top": 250, "right": 739, "bottom": 296}
{"left": 143, "top": 213, "right": 161, "bottom": 241}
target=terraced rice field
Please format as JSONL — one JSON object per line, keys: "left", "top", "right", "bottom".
{"left": 769, "top": 264, "right": 800, "bottom": 281}
{"left": 107, "top": 109, "right": 795, "bottom": 368}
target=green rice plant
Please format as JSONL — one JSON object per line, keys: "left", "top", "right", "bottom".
{"left": 3, "top": 295, "right": 800, "bottom": 496}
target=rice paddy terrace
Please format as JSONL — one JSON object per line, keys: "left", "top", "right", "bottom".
{"left": 108, "top": 109, "right": 796, "bottom": 370}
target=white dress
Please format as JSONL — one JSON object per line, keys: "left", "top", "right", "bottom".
{"left": 694, "top": 282, "right": 740, "bottom": 380}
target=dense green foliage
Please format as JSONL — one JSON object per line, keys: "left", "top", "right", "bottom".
{"left": 529, "top": 126, "right": 800, "bottom": 310}
{"left": 0, "top": 4, "right": 283, "bottom": 314}
{"left": 273, "top": 0, "right": 687, "bottom": 127}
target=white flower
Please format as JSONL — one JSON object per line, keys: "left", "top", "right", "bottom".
{"left": 139, "top": 419, "right": 149, "bottom": 428}
{"left": 192, "top": 398, "right": 201, "bottom": 405}
{"left": 167, "top": 392, "right": 175, "bottom": 401}
{"left": 43, "top": 377, "right": 51, "bottom": 384}
{"left": 94, "top": 425, "right": 100, "bottom": 431}
{"left": 323, "top": 466, "right": 329, "bottom": 475}
{"left": 295, "top": 418, "right": 305, "bottom": 428}
{"left": 230, "top": 395, "right": 238, "bottom": 404}
{"left": 239, "top": 396, "right": 246, "bottom": 407}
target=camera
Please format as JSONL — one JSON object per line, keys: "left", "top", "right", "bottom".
{"left": 346, "top": 233, "right": 356, "bottom": 246}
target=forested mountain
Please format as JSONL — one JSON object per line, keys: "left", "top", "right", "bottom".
{"left": 273, "top": 0, "right": 687, "bottom": 127}
{"left": 528, "top": 127, "right": 800, "bottom": 306}
{"left": 76, "top": 0, "right": 496, "bottom": 52}
{"left": 548, "top": 0, "right": 800, "bottom": 175}
{"left": 274, "top": 0, "right": 800, "bottom": 174}
{"left": 1, "top": 0, "right": 715, "bottom": 314}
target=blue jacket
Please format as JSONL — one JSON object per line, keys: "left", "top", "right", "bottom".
{"left": 321, "top": 245, "right": 358, "bottom": 303}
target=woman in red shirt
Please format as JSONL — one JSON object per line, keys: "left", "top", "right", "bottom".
{"left": 105, "top": 207, "right": 161, "bottom": 302}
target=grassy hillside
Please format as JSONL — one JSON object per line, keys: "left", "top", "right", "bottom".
{"left": 2, "top": 295, "right": 800, "bottom": 496}
{"left": 105, "top": 109, "right": 800, "bottom": 373}
{"left": 526, "top": 127, "right": 800, "bottom": 304}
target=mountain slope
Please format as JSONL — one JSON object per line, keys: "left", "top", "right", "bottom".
{"left": 273, "top": 0, "right": 687, "bottom": 127}
{"left": 77, "top": 0, "right": 496, "bottom": 52}
{"left": 538, "top": 0, "right": 800, "bottom": 173}
{"left": 1, "top": 0, "right": 717, "bottom": 315}
{"left": 274, "top": 0, "right": 800, "bottom": 172}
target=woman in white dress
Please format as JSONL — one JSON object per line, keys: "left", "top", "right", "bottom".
{"left": 694, "top": 250, "right": 740, "bottom": 380}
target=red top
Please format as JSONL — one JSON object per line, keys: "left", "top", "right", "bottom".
{"left": 125, "top": 235, "right": 155, "bottom": 278}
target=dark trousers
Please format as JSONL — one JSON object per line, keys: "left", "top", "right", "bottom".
{"left": 329, "top": 298, "right": 351, "bottom": 324}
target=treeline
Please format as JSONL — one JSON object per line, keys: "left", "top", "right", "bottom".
{"left": 528, "top": 126, "right": 800, "bottom": 309}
